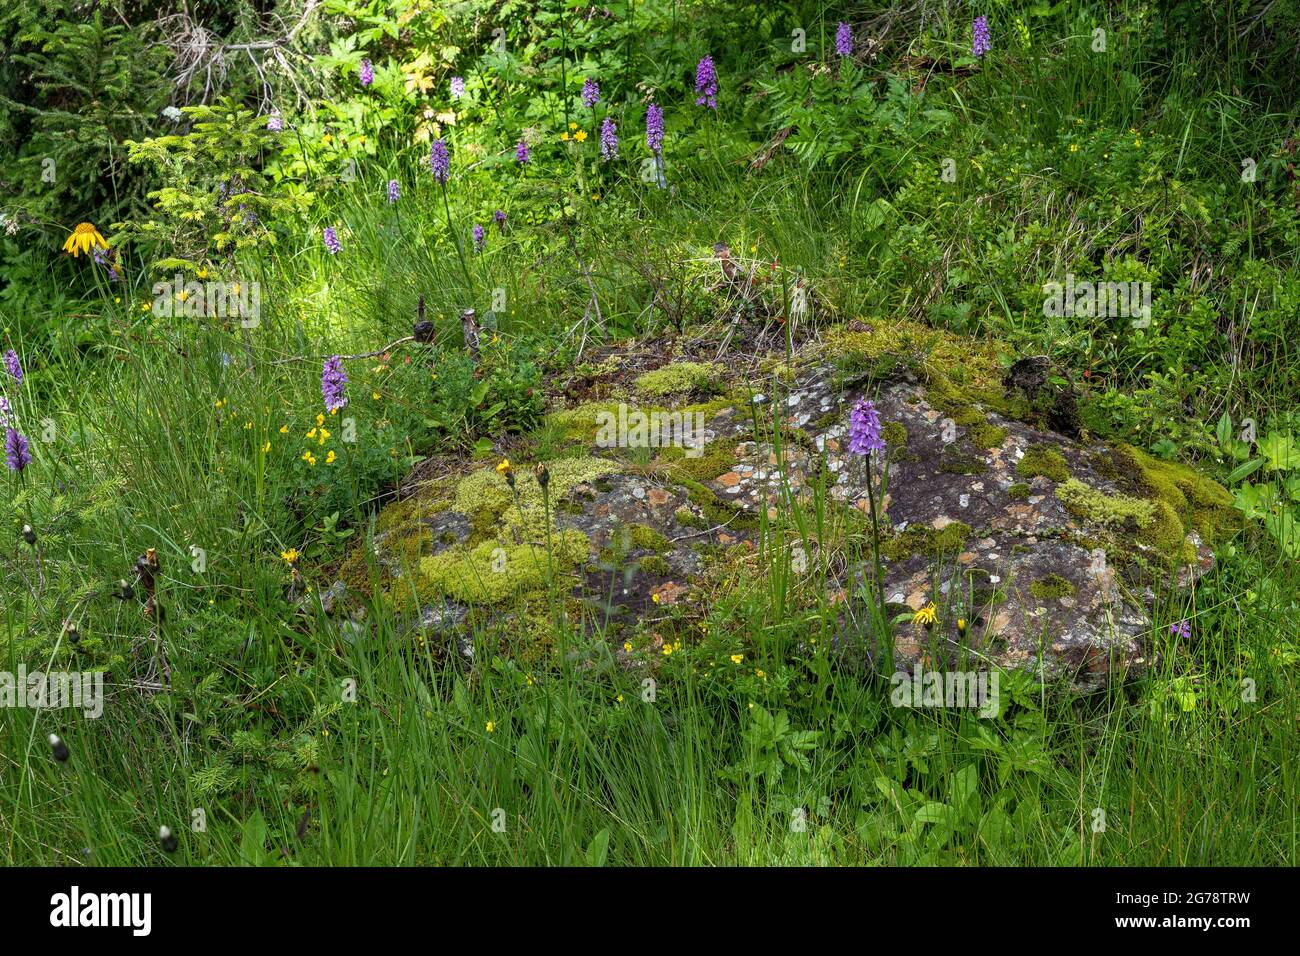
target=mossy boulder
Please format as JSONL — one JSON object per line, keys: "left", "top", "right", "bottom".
{"left": 329, "top": 318, "right": 1233, "bottom": 691}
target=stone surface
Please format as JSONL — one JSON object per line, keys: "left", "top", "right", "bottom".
{"left": 330, "top": 323, "right": 1233, "bottom": 692}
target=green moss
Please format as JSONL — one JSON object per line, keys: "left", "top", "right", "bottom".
{"left": 654, "top": 441, "right": 733, "bottom": 482}
{"left": 940, "top": 449, "right": 987, "bottom": 475}
{"left": 882, "top": 421, "right": 909, "bottom": 447}
{"left": 634, "top": 361, "right": 721, "bottom": 397}
{"left": 374, "top": 485, "right": 452, "bottom": 534}
{"left": 1029, "top": 573, "right": 1077, "bottom": 599}
{"left": 969, "top": 423, "right": 1009, "bottom": 448}
{"left": 453, "top": 456, "right": 620, "bottom": 544}
{"left": 678, "top": 477, "right": 759, "bottom": 532}
{"left": 1056, "top": 477, "right": 1153, "bottom": 527}
{"left": 674, "top": 506, "right": 707, "bottom": 530}
{"left": 881, "top": 520, "right": 973, "bottom": 561}
{"left": 418, "top": 530, "right": 590, "bottom": 605}
{"left": 1007, "top": 482, "right": 1031, "bottom": 500}
{"left": 627, "top": 524, "right": 672, "bottom": 552}
{"left": 1016, "top": 444, "right": 1071, "bottom": 483}
{"left": 1058, "top": 444, "right": 1237, "bottom": 562}
{"left": 637, "top": 555, "right": 672, "bottom": 576}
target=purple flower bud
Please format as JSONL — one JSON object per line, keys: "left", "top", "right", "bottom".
{"left": 321, "top": 356, "right": 348, "bottom": 413}
{"left": 646, "top": 103, "right": 664, "bottom": 154}
{"left": 4, "top": 350, "right": 21, "bottom": 384}
{"left": 836, "top": 22, "right": 853, "bottom": 57}
{"left": 5, "top": 427, "right": 31, "bottom": 472}
{"left": 450, "top": 76, "right": 465, "bottom": 99}
{"left": 323, "top": 226, "right": 341, "bottom": 255}
{"left": 473, "top": 224, "right": 486, "bottom": 253}
{"left": 266, "top": 111, "right": 283, "bottom": 132}
{"left": 972, "top": 16, "right": 992, "bottom": 58}
{"left": 387, "top": 179, "right": 400, "bottom": 203}
{"left": 359, "top": 59, "right": 374, "bottom": 87}
{"left": 515, "top": 138, "right": 530, "bottom": 164}
{"left": 848, "top": 398, "right": 885, "bottom": 457}
{"left": 493, "top": 210, "right": 507, "bottom": 232}
{"left": 581, "top": 77, "right": 600, "bottom": 109}
{"left": 599, "top": 117, "right": 619, "bottom": 161}
{"left": 429, "top": 138, "right": 450, "bottom": 184}
{"left": 694, "top": 55, "right": 718, "bottom": 109}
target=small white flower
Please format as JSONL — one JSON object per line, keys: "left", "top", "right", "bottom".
{"left": 162, "top": 106, "right": 183, "bottom": 122}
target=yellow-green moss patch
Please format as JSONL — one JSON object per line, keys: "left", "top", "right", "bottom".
{"left": 453, "top": 455, "right": 620, "bottom": 542}
{"left": 969, "top": 423, "right": 1009, "bottom": 448}
{"left": 418, "top": 531, "right": 589, "bottom": 605}
{"left": 1029, "top": 573, "right": 1077, "bottom": 599}
{"left": 881, "top": 520, "right": 973, "bottom": 561}
{"left": 634, "top": 361, "right": 721, "bottom": 397}
{"left": 1016, "top": 444, "right": 1071, "bottom": 483}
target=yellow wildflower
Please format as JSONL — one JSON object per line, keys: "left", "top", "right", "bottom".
{"left": 280, "top": 548, "right": 300, "bottom": 564}
{"left": 62, "top": 223, "right": 108, "bottom": 257}
{"left": 914, "top": 602, "right": 938, "bottom": 627}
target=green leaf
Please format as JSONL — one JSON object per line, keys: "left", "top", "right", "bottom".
{"left": 1215, "top": 411, "right": 1233, "bottom": 447}
{"left": 585, "top": 827, "right": 611, "bottom": 867}
{"left": 1259, "top": 432, "right": 1300, "bottom": 472}
{"left": 239, "top": 810, "right": 270, "bottom": 866}
{"left": 1226, "top": 457, "right": 1265, "bottom": 484}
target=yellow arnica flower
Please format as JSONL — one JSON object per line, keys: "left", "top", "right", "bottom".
{"left": 63, "top": 223, "right": 108, "bottom": 257}
{"left": 914, "top": 602, "right": 938, "bottom": 626}
{"left": 280, "top": 548, "right": 300, "bottom": 564}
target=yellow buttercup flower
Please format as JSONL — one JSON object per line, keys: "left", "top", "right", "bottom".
{"left": 62, "top": 223, "right": 108, "bottom": 257}
{"left": 486, "top": 721, "right": 496, "bottom": 733}
{"left": 730, "top": 654, "right": 743, "bottom": 664}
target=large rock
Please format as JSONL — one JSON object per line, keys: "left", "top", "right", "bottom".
{"left": 329, "top": 320, "right": 1235, "bottom": 691}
